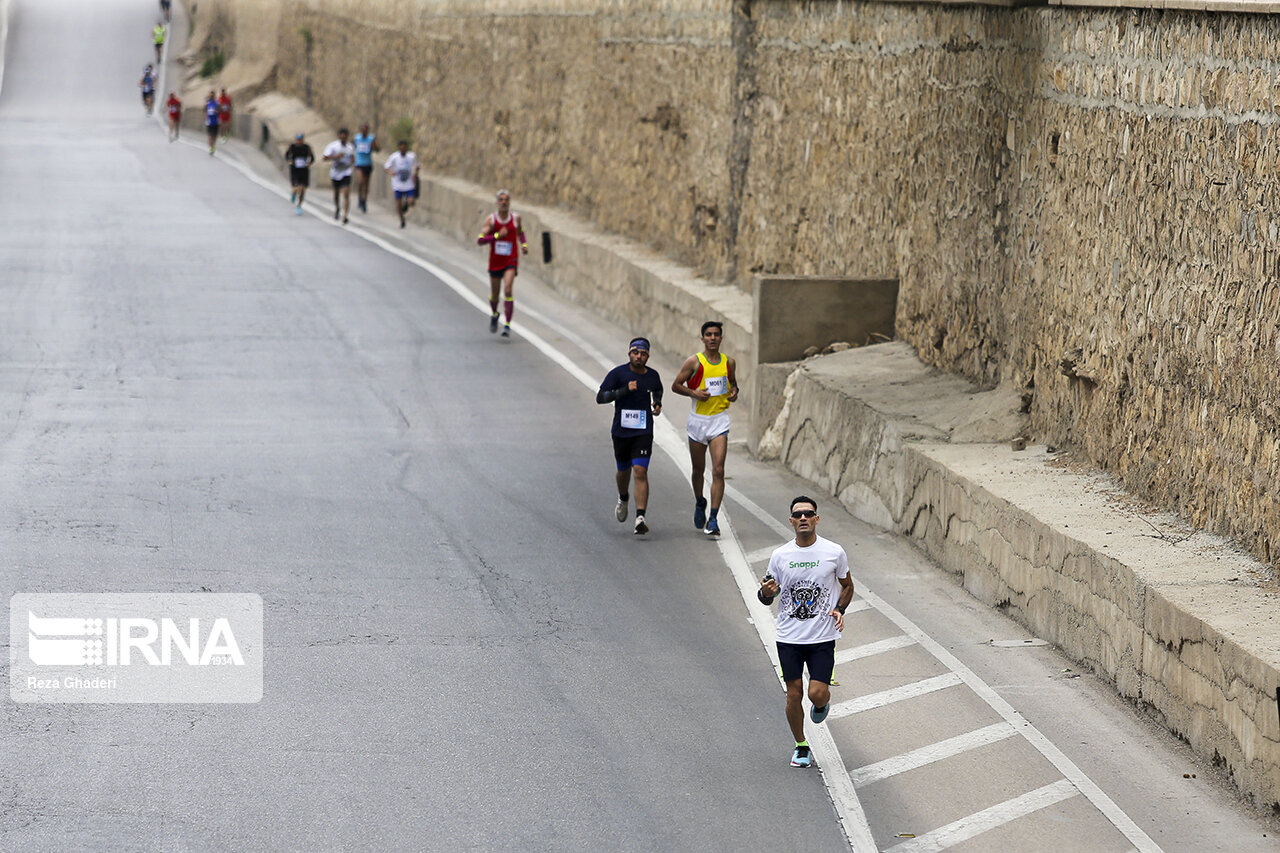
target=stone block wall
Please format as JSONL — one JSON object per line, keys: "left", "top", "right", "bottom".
{"left": 191, "top": 0, "right": 1280, "bottom": 567}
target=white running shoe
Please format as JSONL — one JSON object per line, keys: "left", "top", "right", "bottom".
{"left": 615, "top": 497, "right": 627, "bottom": 523}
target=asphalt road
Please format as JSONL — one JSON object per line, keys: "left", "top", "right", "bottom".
{"left": 2, "top": 1, "right": 1278, "bottom": 852}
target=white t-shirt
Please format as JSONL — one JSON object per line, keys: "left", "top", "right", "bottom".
{"left": 768, "top": 535, "right": 850, "bottom": 644}
{"left": 383, "top": 151, "right": 418, "bottom": 192}
{"left": 324, "top": 140, "right": 355, "bottom": 180}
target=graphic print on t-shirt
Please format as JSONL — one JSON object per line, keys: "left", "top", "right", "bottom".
{"left": 784, "top": 579, "right": 826, "bottom": 621}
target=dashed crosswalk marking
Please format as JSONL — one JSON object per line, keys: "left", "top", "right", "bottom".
{"left": 849, "top": 722, "right": 1017, "bottom": 787}
{"left": 834, "top": 634, "right": 916, "bottom": 665}
{"left": 828, "top": 673, "right": 963, "bottom": 719}
{"left": 882, "top": 780, "right": 1079, "bottom": 853}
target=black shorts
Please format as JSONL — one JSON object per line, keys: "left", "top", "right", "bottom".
{"left": 142, "top": 90, "right": 154, "bottom": 102}
{"left": 206, "top": 124, "right": 219, "bottom": 136}
{"left": 612, "top": 434, "right": 653, "bottom": 471}
{"left": 489, "top": 265, "right": 518, "bottom": 280}
{"left": 356, "top": 165, "right": 373, "bottom": 177}
{"left": 332, "top": 174, "right": 352, "bottom": 188}
{"left": 290, "top": 168, "right": 310, "bottom": 188}
{"left": 777, "top": 640, "right": 835, "bottom": 684}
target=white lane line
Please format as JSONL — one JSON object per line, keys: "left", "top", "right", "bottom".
{"left": 834, "top": 634, "right": 916, "bottom": 665}
{"left": 849, "top": 722, "right": 1017, "bottom": 787}
{"left": 883, "top": 779, "right": 1079, "bottom": 853}
{"left": 0, "top": 0, "right": 9, "bottom": 100}
{"left": 194, "top": 145, "right": 878, "bottom": 853}
{"left": 745, "top": 544, "right": 775, "bottom": 563}
{"left": 720, "top": 484, "right": 1164, "bottom": 853}
{"left": 828, "top": 673, "right": 963, "bottom": 720}
{"left": 843, "top": 599, "right": 871, "bottom": 616}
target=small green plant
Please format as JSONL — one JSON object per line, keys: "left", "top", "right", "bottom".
{"left": 389, "top": 117, "right": 414, "bottom": 147}
{"left": 199, "top": 50, "right": 225, "bottom": 78}
{"left": 298, "top": 26, "right": 313, "bottom": 48}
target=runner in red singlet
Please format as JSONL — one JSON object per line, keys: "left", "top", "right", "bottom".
{"left": 476, "top": 189, "right": 528, "bottom": 338}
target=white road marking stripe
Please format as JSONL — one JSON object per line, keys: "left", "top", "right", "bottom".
{"left": 849, "top": 722, "right": 1016, "bottom": 787}
{"left": 720, "top": 485, "right": 1165, "bottom": 853}
{"left": 883, "top": 779, "right": 1079, "bottom": 853}
{"left": 834, "top": 634, "right": 917, "bottom": 665}
{"left": 843, "top": 599, "right": 871, "bottom": 615}
{"left": 828, "top": 673, "right": 963, "bottom": 719}
{"left": 745, "top": 545, "right": 775, "bottom": 563}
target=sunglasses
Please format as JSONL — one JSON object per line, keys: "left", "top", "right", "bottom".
{"left": 790, "top": 510, "right": 817, "bottom": 519}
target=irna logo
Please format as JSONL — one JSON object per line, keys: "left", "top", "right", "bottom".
{"left": 27, "top": 612, "right": 245, "bottom": 667}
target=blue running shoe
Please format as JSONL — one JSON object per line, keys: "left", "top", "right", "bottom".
{"left": 693, "top": 497, "right": 707, "bottom": 529}
{"left": 790, "top": 744, "right": 811, "bottom": 768}
{"left": 704, "top": 516, "right": 720, "bottom": 537}
{"left": 810, "top": 703, "right": 829, "bottom": 724}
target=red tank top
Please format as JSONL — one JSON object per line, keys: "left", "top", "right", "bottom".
{"left": 486, "top": 212, "right": 524, "bottom": 272}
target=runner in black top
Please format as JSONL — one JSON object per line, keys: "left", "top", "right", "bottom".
{"left": 284, "top": 133, "right": 315, "bottom": 215}
{"left": 596, "top": 337, "right": 664, "bottom": 534}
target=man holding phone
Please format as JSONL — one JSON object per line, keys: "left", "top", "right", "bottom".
{"left": 757, "top": 496, "right": 854, "bottom": 768}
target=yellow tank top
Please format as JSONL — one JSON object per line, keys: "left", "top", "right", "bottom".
{"left": 692, "top": 352, "right": 731, "bottom": 416}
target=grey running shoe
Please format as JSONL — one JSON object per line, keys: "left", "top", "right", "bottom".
{"left": 490, "top": 314, "right": 499, "bottom": 334}
{"left": 615, "top": 497, "right": 627, "bottom": 523}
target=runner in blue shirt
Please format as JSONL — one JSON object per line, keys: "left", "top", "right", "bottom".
{"left": 353, "top": 123, "right": 380, "bottom": 213}
{"left": 138, "top": 64, "right": 156, "bottom": 114}
{"left": 596, "top": 337, "right": 664, "bottom": 534}
{"left": 203, "top": 91, "right": 220, "bottom": 155}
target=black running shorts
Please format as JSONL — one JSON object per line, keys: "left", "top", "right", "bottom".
{"left": 612, "top": 434, "right": 653, "bottom": 471}
{"left": 777, "top": 639, "right": 836, "bottom": 684}
{"left": 290, "top": 168, "right": 310, "bottom": 188}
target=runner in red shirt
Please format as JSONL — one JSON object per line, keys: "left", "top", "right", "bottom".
{"left": 217, "top": 89, "right": 232, "bottom": 140}
{"left": 476, "top": 189, "right": 528, "bottom": 337}
{"left": 166, "top": 92, "right": 182, "bottom": 141}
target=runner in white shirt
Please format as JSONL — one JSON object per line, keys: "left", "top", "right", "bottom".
{"left": 322, "top": 128, "right": 356, "bottom": 225}
{"left": 758, "top": 495, "right": 854, "bottom": 769}
{"left": 383, "top": 140, "right": 419, "bottom": 229}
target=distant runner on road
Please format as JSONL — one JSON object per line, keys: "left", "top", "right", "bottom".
{"left": 670, "top": 320, "right": 738, "bottom": 536}
{"left": 352, "top": 123, "right": 379, "bottom": 213}
{"left": 203, "top": 91, "right": 220, "bottom": 155}
{"left": 285, "top": 132, "right": 315, "bottom": 216}
{"left": 152, "top": 22, "right": 166, "bottom": 64}
{"left": 596, "top": 337, "right": 664, "bottom": 535}
{"left": 217, "top": 88, "right": 233, "bottom": 141}
{"left": 165, "top": 91, "right": 181, "bottom": 141}
{"left": 476, "top": 189, "right": 527, "bottom": 338}
{"left": 383, "top": 140, "right": 418, "bottom": 229}
{"left": 139, "top": 64, "right": 156, "bottom": 115}
{"left": 323, "top": 128, "right": 355, "bottom": 225}
{"left": 757, "top": 496, "right": 854, "bottom": 769}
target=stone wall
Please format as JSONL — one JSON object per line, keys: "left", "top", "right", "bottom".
{"left": 191, "top": 0, "right": 1280, "bottom": 569}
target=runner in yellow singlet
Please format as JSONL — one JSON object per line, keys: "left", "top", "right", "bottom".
{"left": 670, "top": 321, "right": 739, "bottom": 536}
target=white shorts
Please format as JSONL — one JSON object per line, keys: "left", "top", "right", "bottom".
{"left": 686, "top": 411, "right": 731, "bottom": 445}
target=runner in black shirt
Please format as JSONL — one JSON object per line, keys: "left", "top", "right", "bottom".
{"left": 284, "top": 133, "right": 315, "bottom": 216}
{"left": 596, "top": 337, "right": 664, "bottom": 534}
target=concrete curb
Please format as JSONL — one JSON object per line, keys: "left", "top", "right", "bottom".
{"left": 768, "top": 342, "right": 1280, "bottom": 809}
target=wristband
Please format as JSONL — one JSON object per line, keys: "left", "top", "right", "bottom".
{"left": 756, "top": 587, "right": 774, "bottom": 605}
{"left": 835, "top": 604, "right": 847, "bottom": 615}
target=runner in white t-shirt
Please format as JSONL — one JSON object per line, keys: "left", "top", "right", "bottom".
{"left": 323, "top": 128, "right": 356, "bottom": 225}
{"left": 383, "top": 140, "right": 419, "bottom": 229}
{"left": 758, "top": 495, "right": 854, "bottom": 769}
